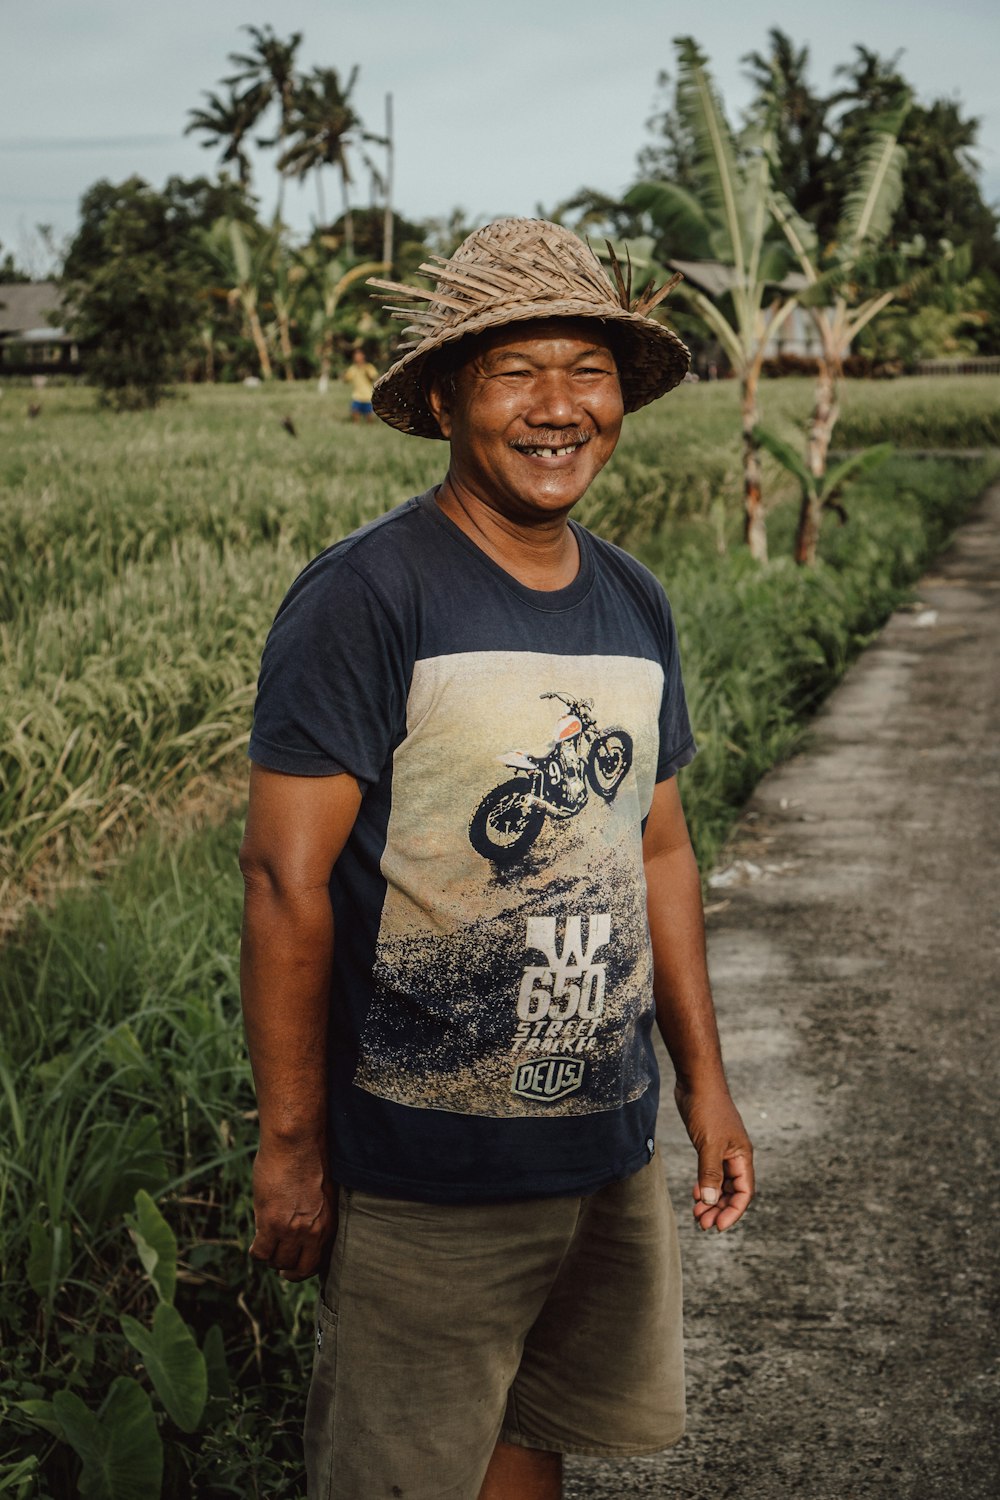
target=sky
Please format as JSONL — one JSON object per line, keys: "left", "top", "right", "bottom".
{"left": 2, "top": 0, "right": 998, "bottom": 273}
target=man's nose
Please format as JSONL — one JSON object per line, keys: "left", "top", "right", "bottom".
{"left": 524, "top": 371, "right": 580, "bottom": 426}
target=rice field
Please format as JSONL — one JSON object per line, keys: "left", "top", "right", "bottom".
{"left": 0, "top": 374, "right": 997, "bottom": 1496}
{"left": 2, "top": 374, "right": 997, "bottom": 905}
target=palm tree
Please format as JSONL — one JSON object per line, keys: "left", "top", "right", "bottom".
{"left": 224, "top": 25, "right": 302, "bottom": 218}
{"left": 185, "top": 88, "right": 256, "bottom": 191}
{"left": 279, "top": 66, "right": 384, "bottom": 258}
{"left": 769, "top": 103, "right": 910, "bottom": 562}
{"left": 626, "top": 38, "right": 801, "bottom": 562}
{"left": 741, "top": 29, "right": 834, "bottom": 233}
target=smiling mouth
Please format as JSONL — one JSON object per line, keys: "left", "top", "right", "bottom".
{"left": 511, "top": 434, "right": 592, "bottom": 459}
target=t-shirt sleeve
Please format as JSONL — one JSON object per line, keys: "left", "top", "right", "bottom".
{"left": 655, "top": 589, "right": 697, "bottom": 781}
{"left": 248, "top": 554, "right": 409, "bottom": 785}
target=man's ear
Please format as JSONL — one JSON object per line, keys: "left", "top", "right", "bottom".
{"left": 425, "top": 373, "right": 454, "bottom": 440}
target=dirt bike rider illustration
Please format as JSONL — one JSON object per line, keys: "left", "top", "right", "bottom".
{"left": 469, "top": 691, "right": 633, "bottom": 864}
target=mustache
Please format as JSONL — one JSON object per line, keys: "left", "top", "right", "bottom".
{"left": 508, "top": 429, "right": 594, "bottom": 450}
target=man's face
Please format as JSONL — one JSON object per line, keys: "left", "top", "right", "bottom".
{"left": 428, "top": 319, "right": 624, "bottom": 523}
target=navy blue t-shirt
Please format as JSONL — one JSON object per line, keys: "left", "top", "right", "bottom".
{"left": 249, "top": 487, "right": 696, "bottom": 1203}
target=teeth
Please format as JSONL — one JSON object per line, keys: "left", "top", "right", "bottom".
{"left": 526, "top": 444, "right": 578, "bottom": 457}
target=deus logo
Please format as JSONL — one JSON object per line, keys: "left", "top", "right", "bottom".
{"left": 511, "top": 1056, "right": 586, "bottom": 1102}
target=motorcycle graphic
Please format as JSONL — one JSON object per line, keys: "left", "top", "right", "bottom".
{"left": 469, "top": 691, "right": 633, "bottom": 864}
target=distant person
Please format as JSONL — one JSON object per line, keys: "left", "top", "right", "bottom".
{"left": 342, "top": 346, "right": 378, "bottom": 423}
{"left": 240, "top": 218, "right": 754, "bottom": 1499}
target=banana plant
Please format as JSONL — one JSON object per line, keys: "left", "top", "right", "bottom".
{"left": 201, "top": 218, "right": 277, "bottom": 380}
{"left": 626, "top": 38, "right": 801, "bottom": 562}
{"left": 754, "top": 425, "right": 894, "bottom": 564}
{"left": 768, "top": 101, "right": 911, "bottom": 552}
{"left": 296, "top": 238, "right": 387, "bottom": 390}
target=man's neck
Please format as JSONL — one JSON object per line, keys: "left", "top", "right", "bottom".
{"left": 434, "top": 476, "right": 580, "bottom": 592}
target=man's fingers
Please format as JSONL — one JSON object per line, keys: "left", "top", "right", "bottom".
{"left": 714, "top": 1187, "right": 753, "bottom": 1232}
{"left": 249, "top": 1226, "right": 278, "bottom": 1264}
{"left": 250, "top": 1194, "right": 338, "bottom": 1279}
{"left": 695, "top": 1152, "right": 724, "bottom": 1207}
{"left": 691, "top": 1149, "right": 755, "bottom": 1232}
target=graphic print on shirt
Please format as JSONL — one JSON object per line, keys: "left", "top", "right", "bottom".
{"left": 469, "top": 692, "right": 633, "bottom": 864}
{"left": 352, "top": 651, "right": 665, "bottom": 1119}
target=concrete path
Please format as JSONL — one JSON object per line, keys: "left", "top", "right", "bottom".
{"left": 566, "top": 484, "right": 1000, "bottom": 1499}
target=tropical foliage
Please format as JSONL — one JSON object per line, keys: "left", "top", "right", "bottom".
{"left": 626, "top": 37, "right": 802, "bottom": 561}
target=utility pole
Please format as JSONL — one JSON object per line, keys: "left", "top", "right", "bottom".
{"left": 382, "top": 92, "right": 395, "bottom": 271}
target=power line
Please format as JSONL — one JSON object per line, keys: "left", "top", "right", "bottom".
{"left": 0, "top": 134, "right": 182, "bottom": 152}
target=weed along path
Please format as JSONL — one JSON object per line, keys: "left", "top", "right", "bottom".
{"left": 566, "top": 482, "right": 1000, "bottom": 1500}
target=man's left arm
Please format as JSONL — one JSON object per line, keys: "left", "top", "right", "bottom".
{"left": 643, "top": 777, "right": 754, "bottom": 1231}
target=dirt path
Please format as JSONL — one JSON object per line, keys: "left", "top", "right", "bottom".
{"left": 566, "top": 484, "right": 1000, "bottom": 1499}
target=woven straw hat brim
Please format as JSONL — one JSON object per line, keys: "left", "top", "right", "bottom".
{"left": 372, "top": 301, "right": 690, "bottom": 439}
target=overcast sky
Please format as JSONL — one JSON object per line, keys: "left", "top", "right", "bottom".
{"left": 3, "top": 0, "right": 998, "bottom": 271}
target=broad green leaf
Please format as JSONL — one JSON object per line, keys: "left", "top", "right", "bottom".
{"left": 52, "top": 1378, "right": 162, "bottom": 1500}
{"left": 624, "top": 182, "right": 714, "bottom": 259}
{"left": 120, "top": 1304, "right": 207, "bottom": 1433}
{"left": 674, "top": 35, "right": 751, "bottom": 277}
{"left": 26, "top": 1219, "right": 70, "bottom": 1300}
{"left": 13, "top": 1398, "right": 61, "bottom": 1440}
{"left": 752, "top": 426, "right": 813, "bottom": 493}
{"left": 821, "top": 444, "right": 895, "bottom": 502}
{"left": 102, "top": 1024, "right": 146, "bottom": 1080}
{"left": 32, "top": 1052, "right": 74, "bottom": 1088}
{"left": 126, "top": 1189, "right": 177, "bottom": 1305}
{"left": 202, "top": 1323, "right": 231, "bottom": 1401}
{"left": 839, "top": 106, "right": 910, "bottom": 257}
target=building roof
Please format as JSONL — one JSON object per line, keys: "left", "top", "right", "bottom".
{"left": 0, "top": 281, "right": 66, "bottom": 338}
{"left": 668, "top": 258, "right": 810, "bottom": 296}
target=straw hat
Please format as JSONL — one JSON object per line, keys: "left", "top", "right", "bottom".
{"left": 367, "top": 217, "right": 690, "bottom": 439}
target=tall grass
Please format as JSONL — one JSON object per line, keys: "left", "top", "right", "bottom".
{"left": 0, "top": 824, "right": 314, "bottom": 1496}
{"left": 3, "top": 378, "right": 995, "bottom": 897}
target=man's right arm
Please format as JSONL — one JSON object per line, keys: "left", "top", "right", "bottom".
{"left": 238, "top": 763, "right": 363, "bottom": 1282}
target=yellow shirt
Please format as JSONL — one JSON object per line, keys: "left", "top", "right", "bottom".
{"left": 343, "top": 362, "right": 378, "bottom": 402}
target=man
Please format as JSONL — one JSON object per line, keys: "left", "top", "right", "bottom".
{"left": 342, "top": 344, "right": 378, "bottom": 422}
{"left": 239, "top": 218, "right": 754, "bottom": 1500}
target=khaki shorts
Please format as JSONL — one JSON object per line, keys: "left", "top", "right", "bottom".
{"left": 304, "top": 1159, "right": 685, "bottom": 1499}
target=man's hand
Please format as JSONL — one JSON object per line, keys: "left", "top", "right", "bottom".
{"left": 249, "top": 1139, "right": 339, "bottom": 1281}
{"left": 674, "top": 1081, "right": 754, "bottom": 1233}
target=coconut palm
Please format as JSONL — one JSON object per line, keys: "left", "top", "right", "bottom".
{"left": 224, "top": 25, "right": 302, "bottom": 218}
{"left": 279, "top": 67, "right": 385, "bottom": 258}
{"left": 626, "top": 37, "right": 801, "bottom": 562}
{"left": 741, "top": 30, "right": 833, "bottom": 232}
{"left": 769, "top": 103, "right": 910, "bottom": 562}
{"left": 185, "top": 88, "right": 256, "bottom": 191}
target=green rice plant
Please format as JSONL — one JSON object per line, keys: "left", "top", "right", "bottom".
{"left": 1, "top": 376, "right": 996, "bottom": 904}
{"left": 831, "top": 373, "right": 1000, "bottom": 449}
